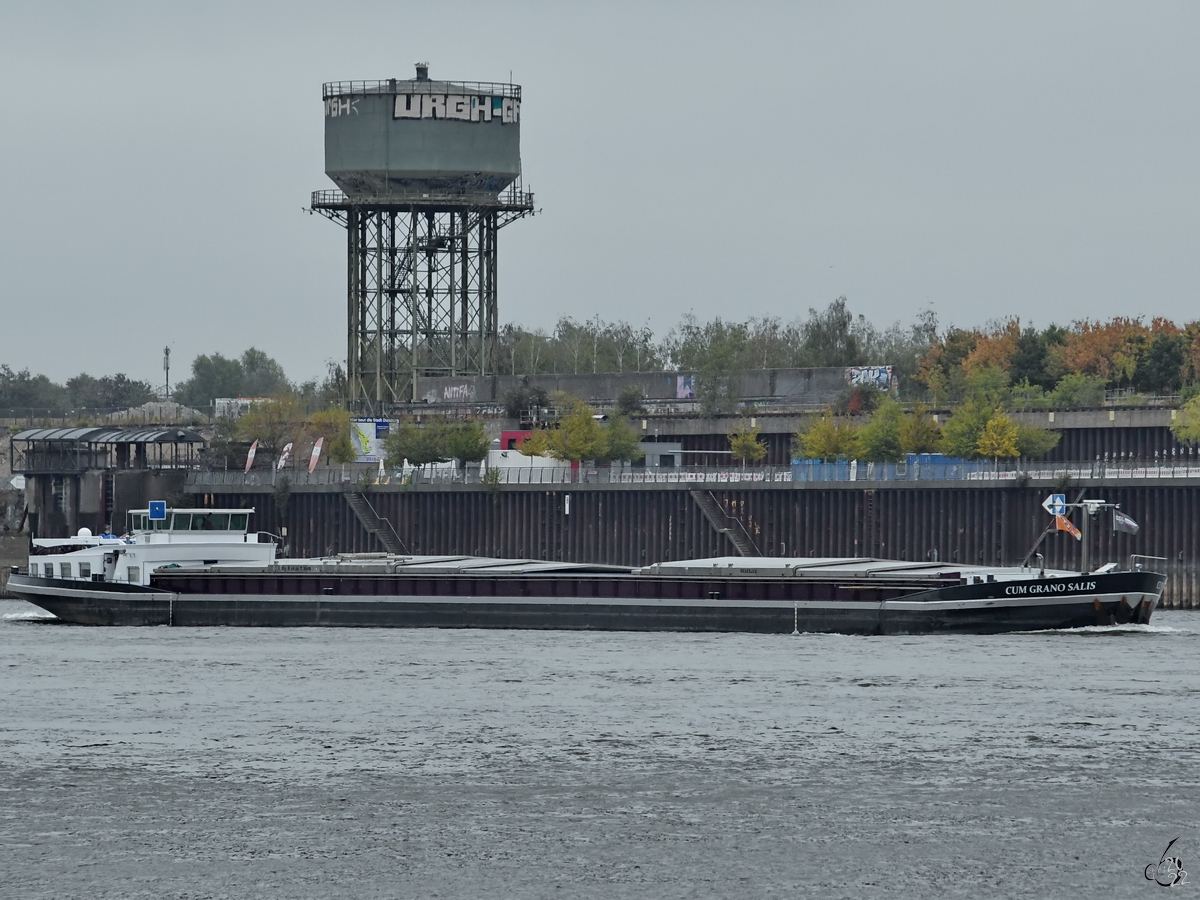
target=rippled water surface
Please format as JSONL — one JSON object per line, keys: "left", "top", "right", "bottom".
{"left": 2, "top": 599, "right": 1198, "bottom": 899}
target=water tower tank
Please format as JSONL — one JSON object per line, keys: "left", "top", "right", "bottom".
{"left": 323, "top": 63, "right": 522, "bottom": 198}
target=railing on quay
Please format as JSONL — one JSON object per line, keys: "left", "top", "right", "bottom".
{"left": 185, "top": 459, "right": 1200, "bottom": 490}
{"left": 323, "top": 80, "right": 522, "bottom": 99}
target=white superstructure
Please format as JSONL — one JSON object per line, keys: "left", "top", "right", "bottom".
{"left": 26, "top": 508, "right": 276, "bottom": 587}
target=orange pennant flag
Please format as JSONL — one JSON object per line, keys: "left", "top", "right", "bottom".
{"left": 1055, "top": 513, "right": 1082, "bottom": 540}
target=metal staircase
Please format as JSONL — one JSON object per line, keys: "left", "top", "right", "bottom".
{"left": 689, "top": 490, "right": 761, "bottom": 557}
{"left": 345, "top": 492, "right": 407, "bottom": 554}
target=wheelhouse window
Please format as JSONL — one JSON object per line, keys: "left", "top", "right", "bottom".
{"left": 171, "top": 514, "right": 191, "bottom": 531}
{"left": 79, "top": 562, "right": 92, "bottom": 579}
{"left": 60, "top": 562, "right": 72, "bottom": 579}
{"left": 229, "top": 514, "right": 248, "bottom": 532}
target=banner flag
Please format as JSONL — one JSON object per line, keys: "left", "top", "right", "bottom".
{"left": 1113, "top": 509, "right": 1140, "bottom": 534}
{"left": 276, "top": 442, "right": 293, "bottom": 472}
{"left": 244, "top": 440, "right": 258, "bottom": 474}
{"left": 1055, "top": 513, "right": 1082, "bottom": 540}
{"left": 308, "top": 437, "right": 324, "bottom": 473}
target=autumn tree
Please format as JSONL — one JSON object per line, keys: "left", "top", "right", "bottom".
{"left": 237, "top": 398, "right": 305, "bottom": 467}
{"left": 794, "top": 412, "right": 859, "bottom": 461}
{"left": 305, "top": 407, "right": 356, "bottom": 464}
{"left": 976, "top": 412, "right": 1020, "bottom": 459}
{"left": 728, "top": 422, "right": 768, "bottom": 466}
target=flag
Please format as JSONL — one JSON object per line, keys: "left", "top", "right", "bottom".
{"left": 244, "top": 440, "right": 258, "bottom": 473}
{"left": 1055, "top": 513, "right": 1082, "bottom": 540}
{"left": 1113, "top": 509, "right": 1140, "bottom": 535}
{"left": 308, "top": 437, "right": 324, "bottom": 473}
{"left": 276, "top": 442, "right": 293, "bottom": 472}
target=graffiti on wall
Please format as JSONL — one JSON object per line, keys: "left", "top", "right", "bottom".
{"left": 844, "top": 366, "right": 893, "bottom": 391}
{"left": 676, "top": 375, "right": 697, "bottom": 400}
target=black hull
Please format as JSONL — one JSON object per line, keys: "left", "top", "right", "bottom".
{"left": 7, "top": 572, "right": 1164, "bottom": 635}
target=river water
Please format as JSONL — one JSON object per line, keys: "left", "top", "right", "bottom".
{"left": 2, "top": 599, "right": 1197, "bottom": 899}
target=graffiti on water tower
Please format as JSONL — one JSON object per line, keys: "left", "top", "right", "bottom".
{"left": 392, "top": 94, "right": 520, "bottom": 124}
{"left": 844, "top": 366, "right": 893, "bottom": 391}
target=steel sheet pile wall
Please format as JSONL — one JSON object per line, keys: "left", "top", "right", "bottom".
{"left": 213, "top": 485, "right": 1199, "bottom": 608}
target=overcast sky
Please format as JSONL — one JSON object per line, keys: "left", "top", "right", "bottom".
{"left": 2, "top": 1, "right": 1197, "bottom": 386}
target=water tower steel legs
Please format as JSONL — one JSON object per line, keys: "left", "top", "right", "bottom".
{"left": 335, "top": 206, "right": 500, "bottom": 411}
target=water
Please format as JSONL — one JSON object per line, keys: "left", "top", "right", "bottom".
{"left": 2, "top": 599, "right": 1198, "bottom": 899}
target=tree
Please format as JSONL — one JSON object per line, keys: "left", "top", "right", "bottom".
{"left": 173, "top": 352, "right": 245, "bottom": 408}
{"left": 728, "top": 422, "right": 767, "bottom": 466}
{"left": 937, "top": 400, "right": 993, "bottom": 460}
{"left": 1170, "top": 395, "right": 1200, "bottom": 445}
{"left": 237, "top": 398, "right": 305, "bottom": 466}
{"left": 66, "top": 373, "right": 154, "bottom": 410}
{"left": 794, "top": 411, "right": 859, "bottom": 461}
{"left": 1015, "top": 423, "right": 1061, "bottom": 458}
{"left": 516, "top": 429, "right": 552, "bottom": 457}
{"left": 976, "top": 411, "right": 1020, "bottom": 459}
{"left": 601, "top": 416, "right": 644, "bottom": 462}
{"left": 0, "top": 365, "right": 68, "bottom": 411}
{"left": 239, "top": 348, "right": 291, "bottom": 397}
{"left": 384, "top": 420, "right": 449, "bottom": 468}
{"left": 446, "top": 420, "right": 490, "bottom": 463}
{"left": 615, "top": 384, "right": 645, "bottom": 416}
{"left": 547, "top": 401, "right": 607, "bottom": 461}
{"left": 798, "top": 297, "right": 867, "bottom": 367}
{"left": 1134, "top": 331, "right": 1187, "bottom": 393}
{"left": 1047, "top": 373, "right": 1106, "bottom": 408}
{"left": 898, "top": 403, "right": 941, "bottom": 454}
{"left": 305, "top": 407, "right": 356, "bottom": 464}
{"left": 856, "top": 399, "right": 904, "bottom": 462}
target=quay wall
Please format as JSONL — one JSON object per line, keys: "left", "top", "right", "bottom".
{"left": 190, "top": 482, "right": 1200, "bottom": 609}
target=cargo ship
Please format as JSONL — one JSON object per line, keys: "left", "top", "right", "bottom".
{"left": 7, "top": 508, "right": 1164, "bottom": 634}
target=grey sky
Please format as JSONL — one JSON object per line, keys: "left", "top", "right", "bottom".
{"left": 2, "top": 2, "right": 1197, "bottom": 387}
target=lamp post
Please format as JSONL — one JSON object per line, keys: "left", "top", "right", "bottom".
{"left": 163, "top": 346, "right": 171, "bottom": 401}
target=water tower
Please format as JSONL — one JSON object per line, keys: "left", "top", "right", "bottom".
{"left": 311, "top": 63, "right": 535, "bottom": 409}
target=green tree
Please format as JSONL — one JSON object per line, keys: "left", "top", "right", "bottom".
{"left": 239, "top": 348, "right": 292, "bottom": 397}
{"left": 446, "top": 420, "right": 490, "bottom": 463}
{"left": 794, "top": 411, "right": 859, "bottom": 461}
{"left": 173, "top": 352, "right": 244, "bottom": 408}
{"left": 856, "top": 399, "right": 904, "bottom": 462}
{"left": 547, "top": 401, "right": 607, "bottom": 461}
{"left": 1047, "top": 373, "right": 1107, "bottom": 408}
{"left": 938, "top": 400, "right": 993, "bottom": 460}
{"left": 728, "top": 422, "right": 768, "bottom": 466}
{"left": 615, "top": 384, "right": 645, "bottom": 416}
{"left": 1014, "top": 423, "right": 1061, "bottom": 458}
{"left": 601, "top": 416, "right": 644, "bottom": 462}
{"left": 0, "top": 365, "right": 68, "bottom": 411}
{"left": 384, "top": 420, "right": 450, "bottom": 468}
{"left": 66, "top": 373, "right": 154, "bottom": 410}
{"left": 898, "top": 403, "right": 941, "bottom": 454}
{"left": 976, "top": 411, "right": 1020, "bottom": 459}
{"left": 1171, "top": 395, "right": 1200, "bottom": 445}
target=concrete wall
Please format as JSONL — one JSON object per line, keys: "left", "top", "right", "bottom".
{"left": 414, "top": 368, "right": 852, "bottom": 407}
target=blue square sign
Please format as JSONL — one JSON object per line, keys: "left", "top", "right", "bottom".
{"left": 148, "top": 501, "right": 167, "bottom": 521}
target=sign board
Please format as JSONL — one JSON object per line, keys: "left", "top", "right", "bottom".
{"left": 148, "top": 501, "right": 167, "bottom": 521}
{"left": 351, "top": 418, "right": 391, "bottom": 463}
{"left": 1042, "top": 493, "right": 1066, "bottom": 516}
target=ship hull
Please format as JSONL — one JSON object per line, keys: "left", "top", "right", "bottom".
{"left": 7, "top": 572, "right": 1163, "bottom": 635}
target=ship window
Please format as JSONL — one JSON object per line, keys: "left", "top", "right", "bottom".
{"left": 229, "top": 514, "right": 248, "bottom": 532}
{"left": 79, "top": 562, "right": 91, "bottom": 579}
{"left": 171, "top": 514, "right": 191, "bottom": 530}
{"left": 126, "top": 566, "right": 140, "bottom": 584}
{"left": 60, "top": 562, "right": 72, "bottom": 578}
